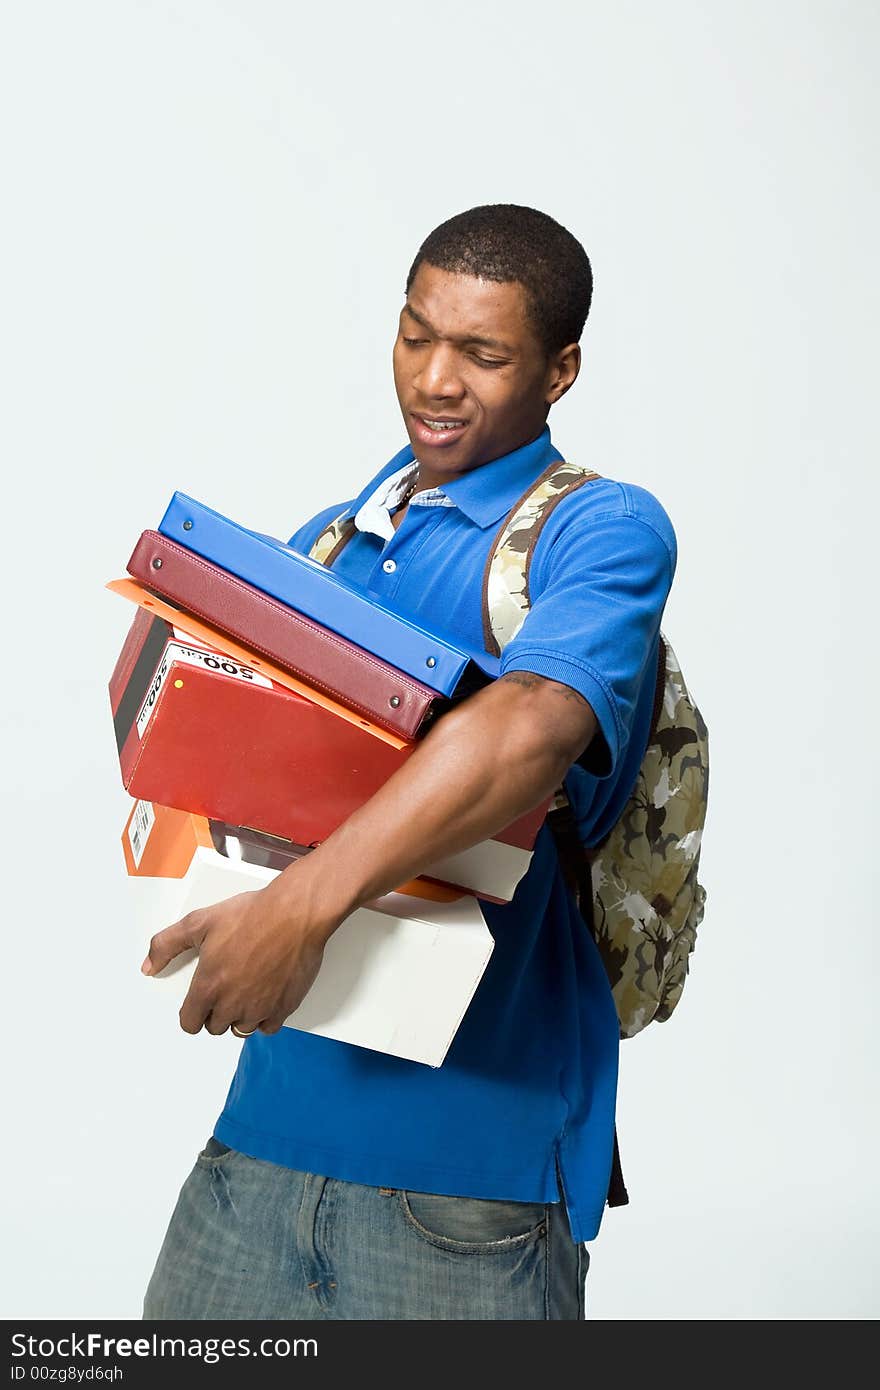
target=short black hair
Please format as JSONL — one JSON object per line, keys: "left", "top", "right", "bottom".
{"left": 405, "top": 204, "right": 593, "bottom": 357}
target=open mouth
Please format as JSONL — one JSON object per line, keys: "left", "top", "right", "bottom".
{"left": 410, "top": 414, "right": 470, "bottom": 447}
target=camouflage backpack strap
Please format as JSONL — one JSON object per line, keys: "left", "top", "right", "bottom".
{"left": 482, "top": 459, "right": 600, "bottom": 655}
{"left": 308, "top": 511, "right": 357, "bottom": 567}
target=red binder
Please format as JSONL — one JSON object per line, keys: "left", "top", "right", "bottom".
{"left": 108, "top": 605, "right": 549, "bottom": 856}
{"left": 127, "top": 530, "right": 445, "bottom": 740}
{"left": 109, "top": 609, "right": 413, "bottom": 846}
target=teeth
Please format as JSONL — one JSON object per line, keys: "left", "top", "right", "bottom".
{"left": 423, "top": 419, "right": 463, "bottom": 430}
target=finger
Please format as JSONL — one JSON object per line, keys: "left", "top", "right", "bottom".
{"left": 142, "top": 912, "right": 207, "bottom": 976}
{"left": 259, "top": 1014, "right": 287, "bottom": 1036}
{"left": 203, "top": 1007, "right": 261, "bottom": 1038}
{"left": 203, "top": 1009, "right": 231, "bottom": 1037}
{"left": 178, "top": 974, "right": 215, "bottom": 1035}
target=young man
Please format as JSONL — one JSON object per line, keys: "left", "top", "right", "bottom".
{"left": 141, "top": 205, "right": 676, "bottom": 1321}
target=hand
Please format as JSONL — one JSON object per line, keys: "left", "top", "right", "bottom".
{"left": 140, "top": 871, "right": 338, "bottom": 1037}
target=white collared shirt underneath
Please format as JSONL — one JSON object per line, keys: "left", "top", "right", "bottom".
{"left": 353, "top": 463, "right": 454, "bottom": 542}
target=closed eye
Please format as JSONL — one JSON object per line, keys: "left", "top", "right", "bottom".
{"left": 401, "top": 335, "right": 508, "bottom": 367}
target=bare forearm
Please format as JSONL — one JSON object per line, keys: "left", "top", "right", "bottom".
{"left": 281, "top": 673, "right": 597, "bottom": 931}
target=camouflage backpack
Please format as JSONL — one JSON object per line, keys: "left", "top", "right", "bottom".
{"left": 309, "top": 460, "right": 709, "bottom": 1041}
{"left": 483, "top": 460, "right": 709, "bottom": 1039}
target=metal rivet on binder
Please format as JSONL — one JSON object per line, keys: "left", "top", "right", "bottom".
{"left": 151, "top": 557, "right": 163, "bottom": 569}
{"left": 389, "top": 696, "right": 401, "bottom": 708}
{"left": 183, "top": 519, "right": 193, "bottom": 531}
{"left": 426, "top": 656, "right": 437, "bottom": 668}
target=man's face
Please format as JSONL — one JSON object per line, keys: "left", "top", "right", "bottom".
{"left": 393, "top": 263, "right": 577, "bottom": 484}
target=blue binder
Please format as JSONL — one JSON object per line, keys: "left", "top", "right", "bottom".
{"left": 157, "top": 492, "right": 498, "bottom": 696}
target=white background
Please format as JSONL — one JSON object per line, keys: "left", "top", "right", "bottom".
{"left": 2, "top": 0, "right": 877, "bottom": 1320}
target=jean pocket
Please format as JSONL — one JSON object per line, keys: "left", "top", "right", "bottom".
{"left": 398, "top": 1189, "right": 547, "bottom": 1255}
{"left": 196, "top": 1135, "right": 234, "bottom": 1166}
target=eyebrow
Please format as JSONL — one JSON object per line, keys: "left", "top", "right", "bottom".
{"left": 402, "top": 303, "right": 515, "bottom": 354}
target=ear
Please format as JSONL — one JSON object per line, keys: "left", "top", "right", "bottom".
{"left": 544, "top": 342, "right": 581, "bottom": 406}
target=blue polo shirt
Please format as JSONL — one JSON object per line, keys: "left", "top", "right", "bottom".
{"left": 213, "top": 425, "right": 676, "bottom": 1243}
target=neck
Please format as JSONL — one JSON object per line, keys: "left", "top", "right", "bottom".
{"left": 411, "top": 423, "right": 550, "bottom": 492}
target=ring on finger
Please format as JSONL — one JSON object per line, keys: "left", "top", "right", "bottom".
{"left": 230, "top": 1023, "right": 258, "bottom": 1039}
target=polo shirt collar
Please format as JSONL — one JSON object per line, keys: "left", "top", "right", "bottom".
{"left": 440, "top": 426, "right": 563, "bottom": 528}
{"left": 341, "top": 426, "right": 563, "bottom": 531}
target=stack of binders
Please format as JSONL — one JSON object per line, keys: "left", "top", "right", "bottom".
{"left": 109, "top": 493, "right": 550, "bottom": 1065}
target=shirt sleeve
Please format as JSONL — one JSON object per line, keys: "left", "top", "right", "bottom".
{"left": 498, "top": 508, "right": 676, "bottom": 779}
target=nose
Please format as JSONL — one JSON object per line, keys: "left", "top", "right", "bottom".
{"left": 414, "top": 343, "right": 465, "bottom": 401}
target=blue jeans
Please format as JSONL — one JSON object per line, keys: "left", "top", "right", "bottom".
{"left": 143, "top": 1138, "right": 589, "bottom": 1320}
